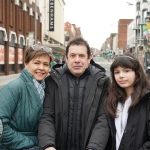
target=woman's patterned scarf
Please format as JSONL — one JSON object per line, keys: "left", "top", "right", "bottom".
{"left": 24, "top": 68, "right": 45, "bottom": 103}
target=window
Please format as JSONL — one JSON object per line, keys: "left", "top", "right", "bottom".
{"left": 136, "top": 3, "right": 140, "bottom": 11}
{"left": 142, "top": 10, "right": 147, "bottom": 23}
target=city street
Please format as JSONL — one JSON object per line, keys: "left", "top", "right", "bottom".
{"left": 93, "top": 56, "right": 112, "bottom": 77}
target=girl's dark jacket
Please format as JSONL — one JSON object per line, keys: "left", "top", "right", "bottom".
{"left": 107, "top": 92, "right": 150, "bottom": 150}
{"left": 38, "top": 62, "right": 110, "bottom": 150}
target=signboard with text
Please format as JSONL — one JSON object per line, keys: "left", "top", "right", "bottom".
{"left": 49, "top": 0, "right": 54, "bottom": 31}
{"left": 0, "top": 45, "right": 4, "bottom": 64}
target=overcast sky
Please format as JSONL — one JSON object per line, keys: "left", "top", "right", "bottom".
{"left": 64, "top": 0, "right": 135, "bottom": 49}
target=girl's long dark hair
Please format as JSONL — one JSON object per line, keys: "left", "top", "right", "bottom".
{"left": 105, "top": 54, "right": 150, "bottom": 118}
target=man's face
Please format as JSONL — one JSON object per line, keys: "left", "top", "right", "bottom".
{"left": 66, "top": 45, "right": 92, "bottom": 77}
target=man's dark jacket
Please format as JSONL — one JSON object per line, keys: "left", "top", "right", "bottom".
{"left": 38, "top": 62, "right": 110, "bottom": 150}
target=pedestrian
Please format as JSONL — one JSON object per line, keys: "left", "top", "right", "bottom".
{"left": 0, "top": 44, "right": 53, "bottom": 149}
{"left": 38, "top": 37, "right": 110, "bottom": 150}
{"left": 105, "top": 54, "right": 150, "bottom": 150}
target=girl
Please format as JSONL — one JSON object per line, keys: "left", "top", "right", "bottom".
{"left": 105, "top": 54, "right": 150, "bottom": 150}
{"left": 0, "top": 45, "right": 53, "bottom": 150}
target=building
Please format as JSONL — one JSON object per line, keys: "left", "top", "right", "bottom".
{"left": 118, "top": 19, "right": 133, "bottom": 51}
{"left": 109, "top": 33, "right": 117, "bottom": 50}
{"left": 90, "top": 47, "right": 99, "bottom": 56}
{"left": 112, "top": 33, "right": 118, "bottom": 54}
{"left": 133, "top": 0, "right": 148, "bottom": 69}
{"left": 0, "top": 0, "right": 42, "bottom": 75}
{"left": 127, "top": 19, "right": 136, "bottom": 56}
{"left": 101, "top": 19, "right": 133, "bottom": 56}
{"left": 38, "top": 0, "right": 66, "bottom": 61}
{"left": 64, "top": 22, "right": 82, "bottom": 47}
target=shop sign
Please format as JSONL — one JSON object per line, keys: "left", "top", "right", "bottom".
{"left": 49, "top": 0, "right": 54, "bottom": 31}
{"left": 0, "top": 45, "right": 4, "bottom": 64}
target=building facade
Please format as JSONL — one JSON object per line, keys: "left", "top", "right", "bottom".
{"left": 133, "top": 0, "right": 149, "bottom": 69}
{"left": 39, "top": 0, "right": 66, "bottom": 61}
{"left": 64, "top": 22, "right": 82, "bottom": 47}
{"left": 118, "top": 19, "right": 133, "bottom": 51}
{"left": 127, "top": 20, "right": 136, "bottom": 56}
{"left": 0, "top": 0, "right": 42, "bottom": 75}
{"left": 112, "top": 33, "right": 118, "bottom": 54}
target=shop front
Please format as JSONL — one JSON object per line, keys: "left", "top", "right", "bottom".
{"left": 0, "top": 31, "right": 5, "bottom": 74}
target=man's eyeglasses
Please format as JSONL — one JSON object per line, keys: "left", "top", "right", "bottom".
{"left": 31, "top": 44, "right": 52, "bottom": 53}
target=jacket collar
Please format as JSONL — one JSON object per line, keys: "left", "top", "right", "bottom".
{"left": 19, "top": 68, "right": 34, "bottom": 83}
{"left": 51, "top": 60, "right": 106, "bottom": 78}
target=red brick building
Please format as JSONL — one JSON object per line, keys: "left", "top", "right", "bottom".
{"left": 118, "top": 19, "right": 133, "bottom": 50}
{"left": 0, "top": 0, "right": 42, "bottom": 75}
{"left": 64, "top": 22, "right": 82, "bottom": 46}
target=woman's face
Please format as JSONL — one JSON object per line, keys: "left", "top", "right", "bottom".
{"left": 114, "top": 66, "right": 136, "bottom": 92}
{"left": 25, "top": 55, "right": 50, "bottom": 81}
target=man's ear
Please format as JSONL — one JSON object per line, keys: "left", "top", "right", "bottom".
{"left": 89, "top": 54, "right": 93, "bottom": 60}
{"left": 65, "top": 55, "right": 67, "bottom": 63}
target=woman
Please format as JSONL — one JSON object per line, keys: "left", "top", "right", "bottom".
{"left": 0, "top": 45, "right": 52, "bottom": 149}
{"left": 105, "top": 54, "right": 150, "bottom": 150}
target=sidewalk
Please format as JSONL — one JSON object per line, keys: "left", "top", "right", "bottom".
{"left": 0, "top": 73, "right": 20, "bottom": 88}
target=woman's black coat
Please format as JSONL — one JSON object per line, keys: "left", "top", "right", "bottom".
{"left": 107, "top": 92, "right": 150, "bottom": 150}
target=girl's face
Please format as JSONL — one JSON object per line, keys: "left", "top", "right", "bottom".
{"left": 114, "top": 66, "right": 136, "bottom": 92}
{"left": 25, "top": 55, "right": 50, "bottom": 81}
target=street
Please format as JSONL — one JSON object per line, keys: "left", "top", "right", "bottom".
{"left": 93, "top": 56, "right": 112, "bottom": 77}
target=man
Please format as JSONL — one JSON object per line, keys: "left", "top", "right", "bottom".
{"left": 38, "top": 37, "right": 110, "bottom": 150}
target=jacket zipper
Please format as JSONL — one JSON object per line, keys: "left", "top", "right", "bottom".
{"left": 72, "top": 78, "right": 79, "bottom": 150}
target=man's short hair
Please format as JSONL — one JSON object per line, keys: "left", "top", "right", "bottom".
{"left": 66, "top": 37, "right": 91, "bottom": 58}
